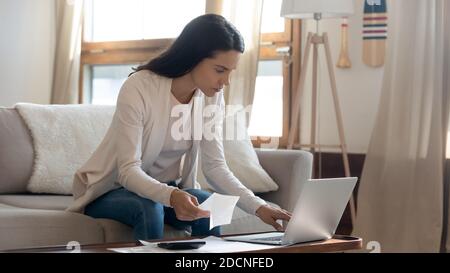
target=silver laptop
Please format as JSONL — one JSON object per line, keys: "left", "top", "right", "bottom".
{"left": 224, "top": 177, "right": 357, "bottom": 245}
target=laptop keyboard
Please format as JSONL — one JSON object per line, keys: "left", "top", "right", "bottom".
{"left": 254, "top": 235, "right": 283, "bottom": 242}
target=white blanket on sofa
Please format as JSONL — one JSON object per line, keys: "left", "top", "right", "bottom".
{"left": 15, "top": 103, "right": 115, "bottom": 194}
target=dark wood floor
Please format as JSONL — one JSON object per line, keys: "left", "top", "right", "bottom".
{"left": 310, "top": 152, "right": 366, "bottom": 235}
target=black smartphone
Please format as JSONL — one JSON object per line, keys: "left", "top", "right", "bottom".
{"left": 157, "top": 240, "right": 206, "bottom": 250}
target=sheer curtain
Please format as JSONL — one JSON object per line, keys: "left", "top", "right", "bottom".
{"left": 51, "top": 0, "right": 84, "bottom": 104}
{"left": 352, "top": 0, "right": 449, "bottom": 252}
{"left": 205, "top": 0, "right": 263, "bottom": 115}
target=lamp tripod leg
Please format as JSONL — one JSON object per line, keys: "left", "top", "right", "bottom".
{"left": 322, "top": 33, "right": 357, "bottom": 228}
{"left": 288, "top": 33, "right": 313, "bottom": 149}
{"left": 311, "top": 42, "right": 319, "bottom": 156}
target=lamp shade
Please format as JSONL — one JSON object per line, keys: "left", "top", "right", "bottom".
{"left": 280, "top": 0, "right": 354, "bottom": 19}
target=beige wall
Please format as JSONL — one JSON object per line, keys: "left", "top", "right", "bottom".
{"left": 0, "top": 0, "right": 55, "bottom": 107}
{"left": 300, "top": 0, "right": 384, "bottom": 154}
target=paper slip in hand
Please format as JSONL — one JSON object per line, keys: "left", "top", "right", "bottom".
{"left": 198, "top": 193, "right": 239, "bottom": 230}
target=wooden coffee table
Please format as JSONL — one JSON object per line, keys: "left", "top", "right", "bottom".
{"left": 2, "top": 234, "right": 362, "bottom": 253}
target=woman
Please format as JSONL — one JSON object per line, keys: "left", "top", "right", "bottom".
{"left": 68, "top": 14, "right": 291, "bottom": 240}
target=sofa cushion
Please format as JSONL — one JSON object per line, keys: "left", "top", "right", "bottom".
{"left": 0, "top": 108, "right": 34, "bottom": 194}
{"left": 95, "top": 218, "right": 134, "bottom": 243}
{"left": 197, "top": 110, "right": 279, "bottom": 193}
{"left": 0, "top": 204, "right": 104, "bottom": 250}
{"left": 0, "top": 194, "right": 72, "bottom": 210}
{"left": 14, "top": 103, "right": 115, "bottom": 194}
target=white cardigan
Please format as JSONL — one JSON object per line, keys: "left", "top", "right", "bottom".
{"left": 67, "top": 70, "right": 266, "bottom": 215}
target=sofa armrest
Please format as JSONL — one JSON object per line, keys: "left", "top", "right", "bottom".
{"left": 255, "top": 149, "right": 313, "bottom": 212}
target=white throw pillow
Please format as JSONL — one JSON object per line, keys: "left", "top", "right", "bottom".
{"left": 197, "top": 111, "right": 278, "bottom": 193}
{"left": 15, "top": 103, "right": 115, "bottom": 195}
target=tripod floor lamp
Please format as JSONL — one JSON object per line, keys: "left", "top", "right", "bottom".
{"left": 280, "top": 0, "right": 356, "bottom": 226}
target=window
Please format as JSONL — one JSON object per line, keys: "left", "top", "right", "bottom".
{"left": 80, "top": 0, "right": 206, "bottom": 104}
{"left": 84, "top": 0, "right": 205, "bottom": 42}
{"left": 86, "top": 64, "right": 137, "bottom": 105}
{"left": 248, "top": 60, "right": 284, "bottom": 137}
{"left": 260, "top": 0, "right": 286, "bottom": 34}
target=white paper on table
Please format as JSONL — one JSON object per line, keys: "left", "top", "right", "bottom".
{"left": 108, "top": 236, "right": 279, "bottom": 253}
{"left": 198, "top": 193, "right": 239, "bottom": 230}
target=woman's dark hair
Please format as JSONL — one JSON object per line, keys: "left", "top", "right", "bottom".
{"left": 130, "top": 14, "right": 244, "bottom": 78}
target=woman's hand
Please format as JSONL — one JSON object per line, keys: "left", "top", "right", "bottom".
{"left": 170, "top": 189, "right": 210, "bottom": 221}
{"left": 255, "top": 204, "right": 292, "bottom": 231}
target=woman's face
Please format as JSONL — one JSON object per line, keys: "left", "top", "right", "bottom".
{"left": 191, "top": 50, "right": 241, "bottom": 97}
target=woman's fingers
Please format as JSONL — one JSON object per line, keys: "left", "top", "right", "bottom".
{"left": 255, "top": 205, "right": 293, "bottom": 231}
{"left": 283, "top": 209, "right": 293, "bottom": 217}
{"left": 176, "top": 195, "right": 210, "bottom": 221}
{"left": 189, "top": 206, "right": 210, "bottom": 219}
{"left": 179, "top": 210, "right": 209, "bottom": 221}
{"left": 276, "top": 209, "right": 291, "bottom": 221}
{"left": 189, "top": 195, "right": 199, "bottom": 206}
{"left": 188, "top": 195, "right": 210, "bottom": 218}
{"left": 269, "top": 209, "right": 290, "bottom": 231}
{"left": 269, "top": 218, "right": 284, "bottom": 232}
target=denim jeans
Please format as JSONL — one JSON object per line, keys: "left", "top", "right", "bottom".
{"left": 84, "top": 182, "right": 221, "bottom": 240}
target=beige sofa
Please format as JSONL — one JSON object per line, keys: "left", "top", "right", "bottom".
{"left": 0, "top": 106, "right": 313, "bottom": 251}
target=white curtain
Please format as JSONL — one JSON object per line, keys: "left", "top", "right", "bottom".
{"left": 352, "top": 0, "right": 449, "bottom": 252}
{"left": 51, "top": 0, "right": 84, "bottom": 104}
{"left": 205, "top": 0, "right": 263, "bottom": 116}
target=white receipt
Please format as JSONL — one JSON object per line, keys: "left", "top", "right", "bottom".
{"left": 198, "top": 193, "right": 239, "bottom": 229}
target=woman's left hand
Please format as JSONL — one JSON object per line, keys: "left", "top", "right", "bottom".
{"left": 255, "top": 204, "right": 292, "bottom": 231}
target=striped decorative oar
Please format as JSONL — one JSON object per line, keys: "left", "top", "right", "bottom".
{"left": 362, "top": 0, "right": 388, "bottom": 67}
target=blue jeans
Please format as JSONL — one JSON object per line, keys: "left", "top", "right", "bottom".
{"left": 84, "top": 182, "right": 221, "bottom": 240}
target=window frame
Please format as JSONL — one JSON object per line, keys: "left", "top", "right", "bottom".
{"left": 261, "top": 19, "right": 292, "bottom": 43}
{"left": 79, "top": 39, "right": 173, "bottom": 103}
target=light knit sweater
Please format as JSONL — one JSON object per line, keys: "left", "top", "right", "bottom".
{"left": 67, "top": 70, "right": 266, "bottom": 215}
